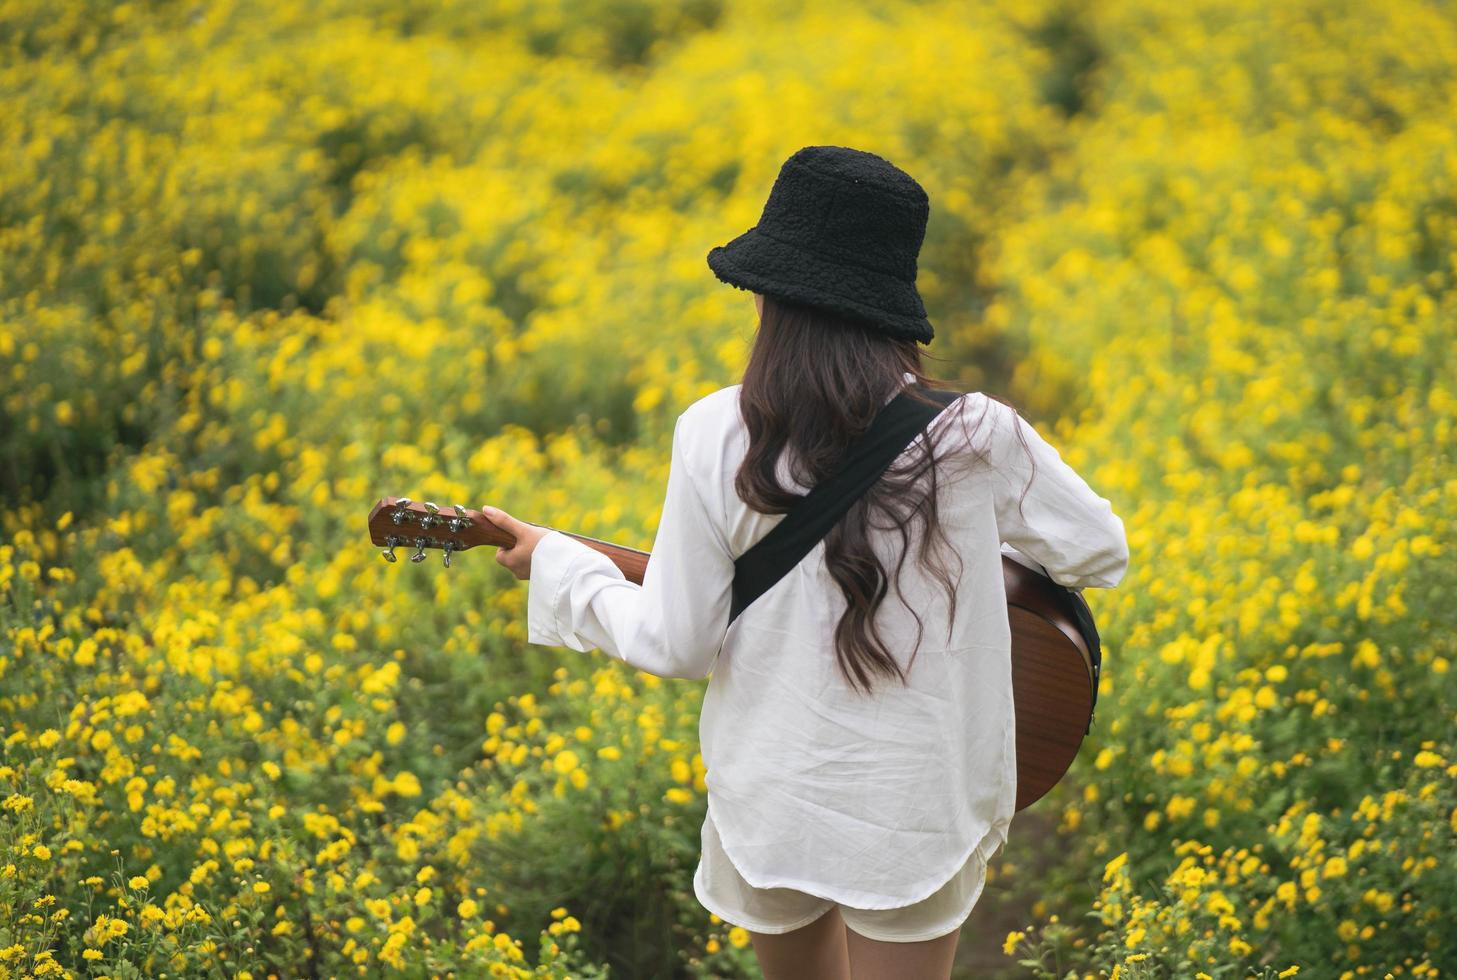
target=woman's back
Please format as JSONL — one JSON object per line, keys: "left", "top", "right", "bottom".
{"left": 658, "top": 375, "right": 1128, "bottom": 908}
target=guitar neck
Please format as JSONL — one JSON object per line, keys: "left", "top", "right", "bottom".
{"left": 465, "top": 513, "right": 653, "bottom": 583}
{"left": 532, "top": 525, "right": 651, "bottom": 584}
{"left": 366, "top": 497, "right": 652, "bottom": 579}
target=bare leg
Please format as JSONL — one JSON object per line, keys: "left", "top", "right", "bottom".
{"left": 845, "top": 923, "right": 961, "bottom": 980}
{"left": 749, "top": 905, "right": 852, "bottom": 980}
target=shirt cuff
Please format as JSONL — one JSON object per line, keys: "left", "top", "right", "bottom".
{"left": 526, "top": 530, "right": 599, "bottom": 649}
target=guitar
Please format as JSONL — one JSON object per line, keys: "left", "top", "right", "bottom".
{"left": 367, "top": 496, "right": 1101, "bottom": 811}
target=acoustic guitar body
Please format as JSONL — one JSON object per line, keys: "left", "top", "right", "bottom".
{"left": 1002, "top": 557, "right": 1098, "bottom": 811}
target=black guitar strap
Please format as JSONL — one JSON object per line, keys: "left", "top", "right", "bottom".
{"left": 729, "top": 383, "right": 963, "bottom": 623}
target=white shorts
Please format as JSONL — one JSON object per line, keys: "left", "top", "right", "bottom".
{"left": 691, "top": 809, "right": 989, "bottom": 943}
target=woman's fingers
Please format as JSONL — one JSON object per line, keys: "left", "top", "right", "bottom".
{"left": 480, "top": 505, "right": 519, "bottom": 536}
{"left": 481, "top": 506, "right": 532, "bottom": 578}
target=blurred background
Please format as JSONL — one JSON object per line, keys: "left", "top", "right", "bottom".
{"left": 1, "top": 0, "right": 1452, "bottom": 976}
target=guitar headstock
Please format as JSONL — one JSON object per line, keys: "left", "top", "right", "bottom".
{"left": 367, "top": 497, "right": 513, "bottom": 567}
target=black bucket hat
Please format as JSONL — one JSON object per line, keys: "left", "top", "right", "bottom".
{"left": 707, "top": 145, "right": 935, "bottom": 345}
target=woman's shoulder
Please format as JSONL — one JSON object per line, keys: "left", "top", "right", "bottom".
{"left": 677, "top": 383, "right": 1013, "bottom": 446}
{"left": 673, "top": 382, "right": 1030, "bottom": 462}
{"left": 920, "top": 388, "right": 1036, "bottom": 482}
{"left": 948, "top": 389, "right": 1031, "bottom": 439}
{"left": 671, "top": 385, "right": 746, "bottom": 479}
{"left": 678, "top": 384, "right": 744, "bottom": 437}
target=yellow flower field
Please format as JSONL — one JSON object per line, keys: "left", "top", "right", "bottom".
{"left": 1, "top": 0, "right": 1453, "bottom": 977}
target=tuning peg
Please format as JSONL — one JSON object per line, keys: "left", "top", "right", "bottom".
{"left": 442, "top": 539, "right": 457, "bottom": 568}
{"left": 448, "top": 503, "right": 471, "bottom": 532}
{"left": 381, "top": 535, "right": 401, "bottom": 562}
{"left": 410, "top": 537, "right": 430, "bottom": 562}
{"left": 391, "top": 498, "right": 414, "bottom": 525}
{"left": 421, "top": 501, "right": 440, "bottom": 529}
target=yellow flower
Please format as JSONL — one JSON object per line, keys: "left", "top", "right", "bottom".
{"left": 728, "top": 926, "right": 750, "bottom": 948}
{"left": 1003, "top": 929, "right": 1026, "bottom": 955}
{"left": 128, "top": 876, "right": 149, "bottom": 890}
{"left": 458, "top": 899, "right": 479, "bottom": 919}
{"left": 552, "top": 750, "right": 580, "bottom": 775}
{"left": 253, "top": 881, "right": 271, "bottom": 895}
{"left": 1353, "top": 640, "right": 1381, "bottom": 669}
{"left": 32, "top": 845, "right": 52, "bottom": 861}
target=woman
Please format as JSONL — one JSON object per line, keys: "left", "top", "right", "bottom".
{"left": 482, "top": 145, "right": 1129, "bottom": 980}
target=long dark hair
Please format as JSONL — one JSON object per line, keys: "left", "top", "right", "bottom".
{"left": 735, "top": 293, "right": 1035, "bottom": 696}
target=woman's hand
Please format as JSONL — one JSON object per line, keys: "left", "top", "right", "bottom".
{"left": 480, "top": 506, "right": 549, "bottom": 581}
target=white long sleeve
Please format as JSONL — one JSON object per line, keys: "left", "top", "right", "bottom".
{"left": 981, "top": 397, "right": 1129, "bottom": 590}
{"left": 526, "top": 412, "right": 734, "bottom": 680}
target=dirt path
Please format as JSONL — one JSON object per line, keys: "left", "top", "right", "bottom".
{"left": 953, "top": 806, "right": 1066, "bottom": 979}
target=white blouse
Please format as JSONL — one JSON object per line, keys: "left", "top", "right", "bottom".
{"left": 526, "top": 373, "right": 1129, "bottom": 909}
